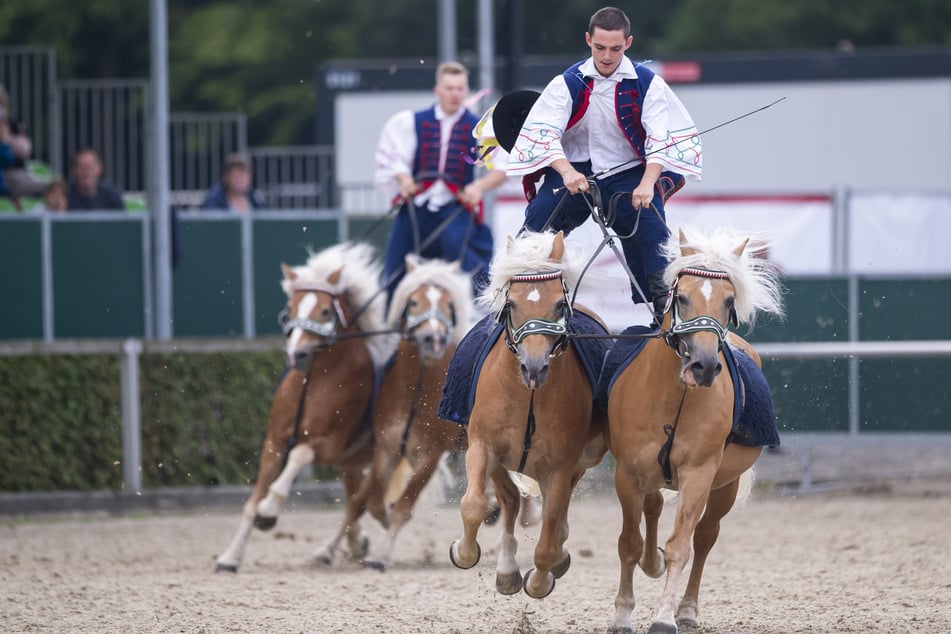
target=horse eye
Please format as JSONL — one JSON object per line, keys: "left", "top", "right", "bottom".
{"left": 676, "top": 294, "right": 687, "bottom": 306}
{"left": 410, "top": 299, "right": 419, "bottom": 308}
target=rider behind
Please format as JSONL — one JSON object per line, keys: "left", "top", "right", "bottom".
{"left": 374, "top": 61, "right": 509, "bottom": 308}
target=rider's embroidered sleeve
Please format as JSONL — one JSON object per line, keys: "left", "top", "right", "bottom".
{"left": 642, "top": 75, "right": 703, "bottom": 181}
{"left": 506, "top": 77, "right": 572, "bottom": 177}
{"left": 374, "top": 110, "right": 417, "bottom": 191}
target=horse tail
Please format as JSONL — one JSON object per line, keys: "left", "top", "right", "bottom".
{"left": 507, "top": 470, "right": 542, "bottom": 498}
{"left": 384, "top": 457, "right": 414, "bottom": 507}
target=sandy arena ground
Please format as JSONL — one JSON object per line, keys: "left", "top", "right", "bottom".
{"left": 2, "top": 478, "right": 950, "bottom": 634}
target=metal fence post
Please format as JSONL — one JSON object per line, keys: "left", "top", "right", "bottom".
{"left": 120, "top": 338, "right": 143, "bottom": 492}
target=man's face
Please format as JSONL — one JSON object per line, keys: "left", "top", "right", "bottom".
{"left": 434, "top": 73, "right": 469, "bottom": 115}
{"left": 74, "top": 152, "right": 103, "bottom": 191}
{"left": 585, "top": 27, "right": 633, "bottom": 77}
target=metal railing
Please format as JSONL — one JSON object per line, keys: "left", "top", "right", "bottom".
{"left": 249, "top": 145, "right": 336, "bottom": 209}
{"left": 0, "top": 46, "right": 58, "bottom": 168}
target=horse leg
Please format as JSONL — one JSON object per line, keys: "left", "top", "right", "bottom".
{"left": 450, "top": 440, "right": 489, "bottom": 569}
{"left": 676, "top": 477, "right": 740, "bottom": 629}
{"left": 255, "top": 443, "right": 315, "bottom": 529}
{"left": 523, "top": 469, "right": 573, "bottom": 599}
{"left": 492, "top": 469, "right": 523, "bottom": 594}
{"left": 648, "top": 466, "right": 718, "bottom": 634}
{"left": 314, "top": 463, "right": 378, "bottom": 567}
{"left": 214, "top": 438, "right": 286, "bottom": 573}
{"left": 639, "top": 490, "right": 667, "bottom": 578}
{"left": 609, "top": 466, "right": 646, "bottom": 634}
{"left": 363, "top": 451, "right": 442, "bottom": 572}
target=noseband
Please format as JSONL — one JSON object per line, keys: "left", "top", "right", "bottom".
{"left": 663, "top": 267, "right": 737, "bottom": 358}
{"left": 279, "top": 286, "right": 349, "bottom": 343}
{"left": 497, "top": 271, "right": 572, "bottom": 357}
{"left": 400, "top": 291, "right": 457, "bottom": 342}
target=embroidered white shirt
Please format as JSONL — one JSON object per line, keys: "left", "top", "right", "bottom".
{"left": 506, "top": 57, "right": 702, "bottom": 181}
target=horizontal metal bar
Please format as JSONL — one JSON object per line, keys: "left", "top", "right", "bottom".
{"left": 754, "top": 340, "right": 951, "bottom": 359}
{"left": 0, "top": 337, "right": 284, "bottom": 357}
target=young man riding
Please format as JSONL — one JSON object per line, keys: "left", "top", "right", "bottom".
{"left": 503, "top": 6, "right": 703, "bottom": 325}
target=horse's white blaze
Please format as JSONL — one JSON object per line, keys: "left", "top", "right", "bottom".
{"left": 425, "top": 284, "right": 445, "bottom": 331}
{"left": 700, "top": 279, "right": 713, "bottom": 302}
{"left": 285, "top": 292, "right": 317, "bottom": 355}
{"left": 526, "top": 287, "right": 541, "bottom": 302}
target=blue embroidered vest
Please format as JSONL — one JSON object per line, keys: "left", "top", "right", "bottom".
{"left": 412, "top": 107, "right": 478, "bottom": 190}
{"left": 561, "top": 60, "right": 685, "bottom": 203}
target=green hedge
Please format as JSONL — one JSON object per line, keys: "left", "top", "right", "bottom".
{"left": 0, "top": 351, "right": 340, "bottom": 492}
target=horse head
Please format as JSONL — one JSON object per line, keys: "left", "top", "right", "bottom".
{"left": 662, "top": 228, "right": 784, "bottom": 387}
{"left": 390, "top": 255, "right": 472, "bottom": 364}
{"left": 280, "top": 265, "right": 349, "bottom": 370}
{"left": 279, "top": 242, "right": 389, "bottom": 372}
{"left": 496, "top": 231, "right": 573, "bottom": 390}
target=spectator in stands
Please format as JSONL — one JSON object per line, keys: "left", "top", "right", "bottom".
{"left": 66, "top": 148, "right": 125, "bottom": 211}
{"left": 1, "top": 83, "right": 49, "bottom": 203}
{"left": 36, "top": 179, "right": 69, "bottom": 212}
{"left": 200, "top": 152, "right": 265, "bottom": 212}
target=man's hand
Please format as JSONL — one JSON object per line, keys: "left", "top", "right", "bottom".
{"left": 458, "top": 182, "right": 483, "bottom": 207}
{"left": 395, "top": 173, "right": 420, "bottom": 200}
{"left": 561, "top": 168, "right": 589, "bottom": 195}
{"left": 631, "top": 182, "right": 654, "bottom": 209}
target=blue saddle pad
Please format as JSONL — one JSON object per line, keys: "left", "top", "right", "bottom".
{"left": 597, "top": 331, "right": 780, "bottom": 448}
{"left": 438, "top": 310, "right": 612, "bottom": 426}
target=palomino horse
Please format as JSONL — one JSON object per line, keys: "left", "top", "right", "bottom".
{"left": 316, "top": 254, "right": 473, "bottom": 571}
{"left": 604, "top": 227, "right": 784, "bottom": 633}
{"left": 215, "top": 241, "right": 394, "bottom": 573}
{"left": 447, "top": 230, "right": 609, "bottom": 599}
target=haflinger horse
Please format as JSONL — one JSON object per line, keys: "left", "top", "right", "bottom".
{"left": 316, "top": 254, "right": 473, "bottom": 571}
{"left": 215, "top": 241, "right": 394, "bottom": 573}
{"left": 447, "top": 230, "right": 610, "bottom": 599}
{"left": 604, "top": 227, "right": 784, "bottom": 634}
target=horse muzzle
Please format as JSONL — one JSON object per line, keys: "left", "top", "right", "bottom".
{"left": 681, "top": 351, "right": 722, "bottom": 387}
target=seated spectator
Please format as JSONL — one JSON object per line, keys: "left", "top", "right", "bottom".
{"left": 67, "top": 148, "right": 125, "bottom": 211}
{"left": 0, "top": 83, "right": 49, "bottom": 200}
{"left": 200, "top": 152, "right": 265, "bottom": 212}
{"left": 34, "top": 179, "right": 69, "bottom": 212}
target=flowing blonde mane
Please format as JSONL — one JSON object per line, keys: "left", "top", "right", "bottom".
{"left": 478, "top": 230, "right": 585, "bottom": 316}
{"left": 662, "top": 226, "right": 785, "bottom": 326}
{"left": 281, "top": 241, "right": 392, "bottom": 365}
{"left": 387, "top": 255, "right": 474, "bottom": 344}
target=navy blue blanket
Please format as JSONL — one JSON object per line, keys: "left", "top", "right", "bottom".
{"left": 597, "top": 331, "right": 780, "bottom": 448}
{"left": 438, "top": 310, "right": 612, "bottom": 426}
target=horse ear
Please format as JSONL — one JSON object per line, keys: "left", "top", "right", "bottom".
{"left": 679, "top": 229, "right": 697, "bottom": 257}
{"left": 327, "top": 267, "right": 343, "bottom": 286}
{"left": 506, "top": 235, "right": 517, "bottom": 253}
{"left": 281, "top": 263, "right": 297, "bottom": 281}
{"left": 404, "top": 253, "right": 419, "bottom": 273}
{"left": 450, "top": 259, "right": 462, "bottom": 271}
{"left": 550, "top": 231, "right": 565, "bottom": 262}
{"left": 733, "top": 238, "right": 751, "bottom": 258}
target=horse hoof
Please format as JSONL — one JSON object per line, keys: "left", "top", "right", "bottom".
{"left": 363, "top": 559, "right": 386, "bottom": 572}
{"left": 449, "top": 540, "right": 481, "bottom": 570}
{"left": 647, "top": 621, "right": 678, "bottom": 634}
{"left": 522, "top": 568, "right": 555, "bottom": 599}
{"left": 253, "top": 514, "right": 277, "bottom": 531}
{"left": 551, "top": 552, "right": 571, "bottom": 579}
{"left": 495, "top": 570, "right": 523, "bottom": 595}
{"left": 605, "top": 628, "right": 634, "bottom": 634}
{"left": 214, "top": 562, "right": 238, "bottom": 573}
{"left": 676, "top": 616, "right": 699, "bottom": 630}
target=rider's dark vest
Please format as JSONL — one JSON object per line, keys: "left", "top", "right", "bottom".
{"left": 413, "top": 107, "right": 478, "bottom": 191}
{"left": 523, "top": 60, "right": 685, "bottom": 203}
{"left": 412, "top": 106, "right": 483, "bottom": 221}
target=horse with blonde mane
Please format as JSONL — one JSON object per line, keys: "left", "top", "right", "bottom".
{"left": 316, "top": 255, "right": 474, "bottom": 571}
{"left": 215, "top": 241, "right": 393, "bottom": 573}
{"left": 602, "top": 227, "right": 784, "bottom": 633}
{"left": 444, "top": 230, "right": 610, "bottom": 599}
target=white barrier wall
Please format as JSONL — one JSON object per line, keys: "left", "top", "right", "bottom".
{"left": 491, "top": 189, "right": 951, "bottom": 331}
